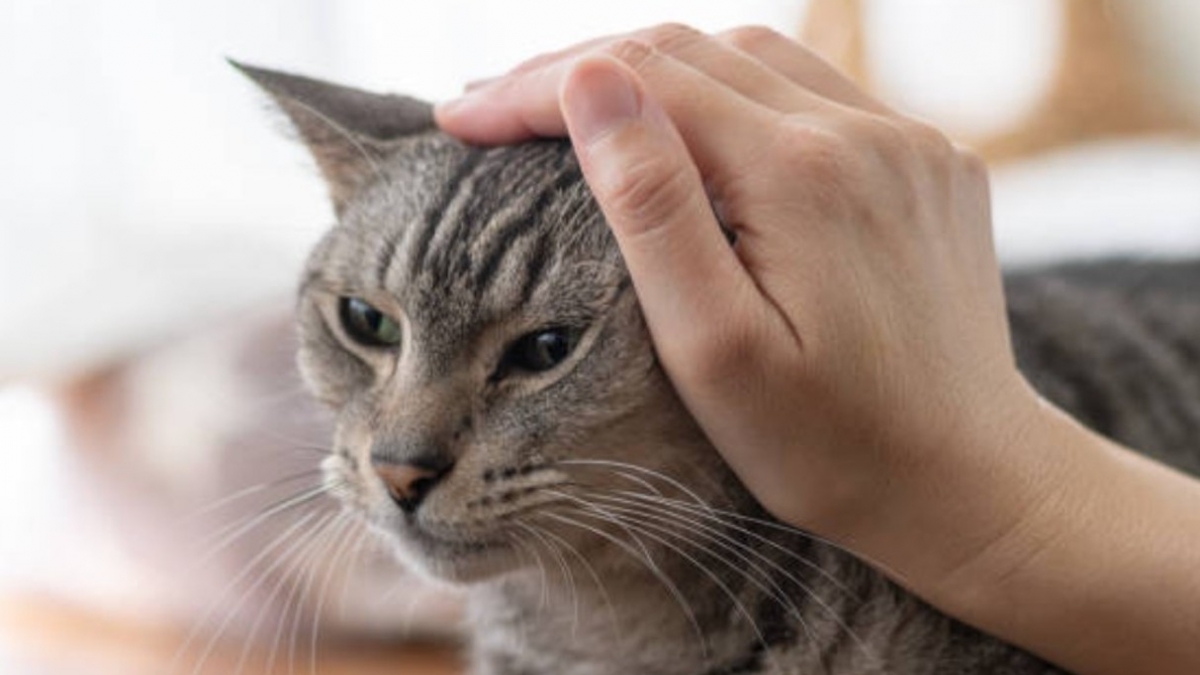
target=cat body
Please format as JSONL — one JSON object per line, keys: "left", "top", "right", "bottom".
{"left": 238, "top": 65, "right": 1200, "bottom": 675}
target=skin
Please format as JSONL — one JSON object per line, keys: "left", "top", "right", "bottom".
{"left": 434, "top": 24, "right": 1200, "bottom": 675}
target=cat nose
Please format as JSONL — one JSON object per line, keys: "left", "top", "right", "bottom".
{"left": 370, "top": 453, "right": 454, "bottom": 513}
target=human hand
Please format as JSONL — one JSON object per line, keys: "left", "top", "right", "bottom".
{"left": 436, "top": 25, "right": 1200, "bottom": 675}
{"left": 438, "top": 24, "right": 1047, "bottom": 564}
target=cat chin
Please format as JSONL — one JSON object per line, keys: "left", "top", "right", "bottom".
{"left": 383, "top": 527, "right": 525, "bottom": 586}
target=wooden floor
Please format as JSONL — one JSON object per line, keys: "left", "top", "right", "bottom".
{"left": 0, "top": 594, "right": 464, "bottom": 675}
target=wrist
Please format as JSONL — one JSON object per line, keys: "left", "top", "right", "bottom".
{"left": 832, "top": 376, "right": 1074, "bottom": 598}
{"left": 866, "top": 391, "right": 1200, "bottom": 674}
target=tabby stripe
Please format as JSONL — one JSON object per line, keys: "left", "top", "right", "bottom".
{"left": 470, "top": 163, "right": 583, "bottom": 291}
{"left": 401, "top": 148, "right": 485, "bottom": 283}
{"left": 374, "top": 228, "right": 403, "bottom": 288}
{"left": 425, "top": 143, "right": 564, "bottom": 285}
{"left": 426, "top": 149, "right": 533, "bottom": 281}
{"left": 517, "top": 233, "right": 553, "bottom": 304}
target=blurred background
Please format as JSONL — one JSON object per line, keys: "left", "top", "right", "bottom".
{"left": 1, "top": 0, "right": 1199, "bottom": 673}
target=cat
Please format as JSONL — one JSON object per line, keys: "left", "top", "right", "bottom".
{"left": 235, "top": 63, "right": 1200, "bottom": 675}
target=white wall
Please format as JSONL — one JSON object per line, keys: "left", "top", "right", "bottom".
{"left": 0, "top": 0, "right": 802, "bottom": 377}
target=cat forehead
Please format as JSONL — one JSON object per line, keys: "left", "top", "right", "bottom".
{"left": 309, "top": 133, "right": 625, "bottom": 331}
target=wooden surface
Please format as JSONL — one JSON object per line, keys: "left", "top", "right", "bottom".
{"left": 0, "top": 594, "right": 464, "bottom": 675}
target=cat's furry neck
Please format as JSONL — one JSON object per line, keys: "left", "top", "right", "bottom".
{"left": 466, "top": 528, "right": 1058, "bottom": 675}
{"left": 469, "top": 542, "right": 791, "bottom": 675}
{"left": 469, "top": 527, "right": 883, "bottom": 675}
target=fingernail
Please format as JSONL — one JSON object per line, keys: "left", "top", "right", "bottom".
{"left": 563, "top": 58, "right": 642, "bottom": 145}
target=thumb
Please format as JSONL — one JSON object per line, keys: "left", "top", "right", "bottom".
{"left": 560, "top": 56, "right": 753, "bottom": 376}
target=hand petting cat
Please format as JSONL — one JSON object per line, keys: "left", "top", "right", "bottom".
{"left": 435, "top": 24, "right": 1200, "bottom": 675}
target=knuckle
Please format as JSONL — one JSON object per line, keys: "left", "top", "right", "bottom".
{"left": 605, "top": 38, "right": 656, "bottom": 70}
{"left": 770, "top": 119, "right": 851, "bottom": 182}
{"left": 955, "top": 147, "right": 992, "bottom": 201}
{"left": 956, "top": 146, "right": 989, "bottom": 177}
{"left": 831, "top": 112, "right": 911, "bottom": 158}
{"left": 720, "top": 25, "right": 784, "bottom": 53}
{"left": 599, "top": 153, "right": 696, "bottom": 230}
{"left": 639, "top": 22, "right": 704, "bottom": 52}
{"left": 896, "top": 118, "right": 955, "bottom": 159}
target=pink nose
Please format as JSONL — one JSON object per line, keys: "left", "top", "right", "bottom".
{"left": 372, "top": 462, "right": 445, "bottom": 512}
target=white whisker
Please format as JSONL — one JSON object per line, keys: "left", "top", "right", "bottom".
{"left": 307, "top": 515, "right": 361, "bottom": 675}
{"left": 579, "top": 492, "right": 823, "bottom": 652}
{"left": 556, "top": 459, "right": 711, "bottom": 509}
{"left": 175, "top": 507, "right": 329, "bottom": 675}
{"left": 190, "top": 484, "right": 332, "bottom": 574}
{"left": 517, "top": 521, "right": 580, "bottom": 639}
{"left": 542, "top": 509, "right": 709, "bottom": 659}
{"left": 231, "top": 511, "right": 342, "bottom": 675}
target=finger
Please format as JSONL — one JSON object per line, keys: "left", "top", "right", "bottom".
{"left": 439, "top": 24, "right": 819, "bottom": 144}
{"left": 439, "top": 34, "right": 629, "bottom": 141}
{"left": 501, "top": 34, "right": 615, "bottom": 80}
{"left": 717, "top": 26, "right": 889, "bottom": 113}
{"left": 444, "top": 39, "right": 780, "bottom": 196}
{"left": 436, "top": 63, "right": 569, "bottom": 143}
{"left": 617, "top": 24, "right": 819, "bottom": 114}
{"left": 560, "top": 56, "right": 760, "bottom": 379}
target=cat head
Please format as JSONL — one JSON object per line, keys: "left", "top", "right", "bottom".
{"left": 239, "top": 64, "right": 743, "bottom": 584}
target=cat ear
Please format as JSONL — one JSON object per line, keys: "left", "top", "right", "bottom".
{"left": 231, "top": 60, "right": 434, "bottom": 215}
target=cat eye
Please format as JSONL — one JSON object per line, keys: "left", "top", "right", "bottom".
{"left": 497, "top": 327, "right": 580, "bottom": 377}
{"left": 338, "top": 297, "right": 402, "bottom": 348}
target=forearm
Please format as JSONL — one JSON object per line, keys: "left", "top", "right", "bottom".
{"left": 849, "top": 391, "right": 1200, "bottom": 675}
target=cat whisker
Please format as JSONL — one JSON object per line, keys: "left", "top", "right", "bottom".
{"left": 174, "top": 507, "right": 332, "bottom": 675}
{"left": 556, "top": 459, "right": 711, "bottom": 509}
{"left": 614, "top": 489, "right": 894, "bottom": 593}
{"left": 335, "top": 522, "right": 371, "bottom": 621}
{"left": 274, "top": 445, "right": 336, "bottom": 459}
{"left": 231, "top": 511, "right": 347, "bottom": 675}
{"left": 510, "top": 528, "right": 552, "bottom": 612}
{"left": 516, "top": 521, "right": 581, "bottom": 640}
{"left": 183, "top": 468, "right": 327, "bottom": 522}
{"left": 541, "top": 508, "right": 710, "bottom": 659}
{"left": 579, "top": 490, "right": 859, "bottom": 658}
{"left": 269, "top": 511, "right": 353, "bottom": 675}
{"left": 522, "top": 519, "right": 624, "bottom": 650}
{"left": 307, "top": 515, "right": 362, "bottom": 675}
{"left": 598, "top": 489, "right": 851, "bottom": 602}
{"left": 543, "top": 489, "right": 657, "bottom": 566}
{"left": 190, "top": 483, "right": 333, "bottom": 573}
{"left": 227, "top": 512, "right": 339, "bottom": 675}
{"left": 568, "top": 503, "right": 772, "bottom": 661}
{"left": 174, "top": 509, "right": 320, "bottom": 674}
{"left": 502, "top": 529, "right": 547, "bottom": 649}
{"left": 599, "top": 491, "right": 881, "bottom": 667}
{"left": 280, "top": 515, "right": 338, "bottom": 675}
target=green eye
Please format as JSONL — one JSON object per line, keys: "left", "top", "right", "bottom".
{"left": 498, "top": 327, "right": 580, "bottom": 377}
{"left": 338, "top": 297, "right": 402, "bottom": 348}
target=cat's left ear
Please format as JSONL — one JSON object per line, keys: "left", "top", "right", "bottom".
{"left": 232, "top": 60, "right": 434, "bottom": 215}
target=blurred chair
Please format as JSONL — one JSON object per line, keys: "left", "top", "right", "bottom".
{"left": 800, "top": 0, "right": 1200, "bottom": 163}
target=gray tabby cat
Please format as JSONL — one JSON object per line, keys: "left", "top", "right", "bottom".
{"left": 237, "top": 64, "right": 1200, "bottom": 675}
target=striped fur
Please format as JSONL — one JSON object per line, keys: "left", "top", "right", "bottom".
{"left": 242, "top": 67, "right": 1200, "bottom": 675}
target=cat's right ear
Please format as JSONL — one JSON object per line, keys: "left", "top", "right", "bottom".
{"left": 231, "top": 60, "right": 435, "bottom": 215}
